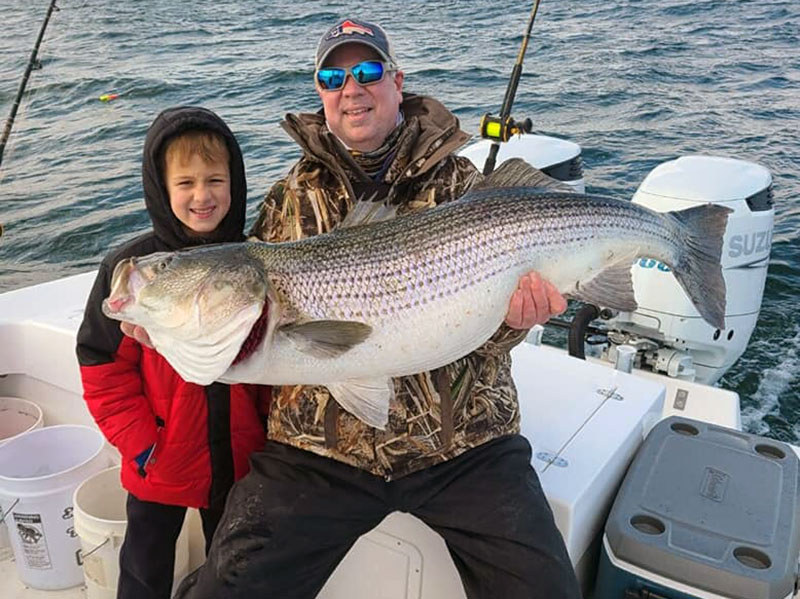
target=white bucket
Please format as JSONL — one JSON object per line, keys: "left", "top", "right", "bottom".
{"left": 0, "top": 424, "right": 109, "bottom": 590}
{"left": 0, "top": 396, "right": 44, "bottom": 445}
{"left": 0, "top": 397, "right": 44, "bottom": 560}
{"left": 73, "top": 466, "right": 190, "bottom": 598}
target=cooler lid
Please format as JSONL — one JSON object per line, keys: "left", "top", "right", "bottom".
{"left": 605, "top": 417, "right": 800, "bottom": 599}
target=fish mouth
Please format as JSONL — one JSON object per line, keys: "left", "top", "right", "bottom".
{"left": 102, "top": 258, "right": 145, "bottom": 317}
{"left": 104, "top": 296, "right": 131, "bottom": 314}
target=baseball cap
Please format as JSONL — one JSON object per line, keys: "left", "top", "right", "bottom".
{"left": 315, "top": 18, "right": 398, "bottom": 70}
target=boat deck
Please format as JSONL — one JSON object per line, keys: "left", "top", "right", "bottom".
{"left": 1, "top": 554, "right": 85, "bottom": 599}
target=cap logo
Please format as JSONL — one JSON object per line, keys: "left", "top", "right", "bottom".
{"left": 327, "top": 20, "right": 374, "bottom": 40}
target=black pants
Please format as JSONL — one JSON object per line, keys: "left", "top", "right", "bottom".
{"left": 174, "top": 435, "right": 580, "bottom": 599}
{"left": 117, "top": 494, "right": 224, "bottom": 599}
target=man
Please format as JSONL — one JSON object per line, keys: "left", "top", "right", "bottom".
{"left": 174, "top": 17, "right": 580, "bottom": 599}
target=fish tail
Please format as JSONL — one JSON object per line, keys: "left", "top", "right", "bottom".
{"left": 667, "top": 203, "right": 731, "bottom": 329}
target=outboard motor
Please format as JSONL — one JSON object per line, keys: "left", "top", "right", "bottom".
{"left": 604, "top": 155, "right": 774, "bottom": 384}
{"left": 459, "top": 134, "right": 585, "bottom": 192}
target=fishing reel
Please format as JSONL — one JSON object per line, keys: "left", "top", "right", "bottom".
{"left": 479, "top": 113, "right": 533, "bottom": 142}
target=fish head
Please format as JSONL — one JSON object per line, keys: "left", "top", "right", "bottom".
{"left": 103, "top": 245, "right": 269, "bottom": 384}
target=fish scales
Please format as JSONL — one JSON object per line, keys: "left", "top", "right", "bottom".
{"left": 245, "top": 191, "right": 673, "bottom": 322}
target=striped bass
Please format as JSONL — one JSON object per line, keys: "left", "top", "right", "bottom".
{"left": 102, "top": 161, "right": 730, "bottom": 428}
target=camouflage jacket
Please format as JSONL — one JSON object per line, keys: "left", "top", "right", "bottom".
{"left": 250, "top": 93, "right": 527, "bottom": 479}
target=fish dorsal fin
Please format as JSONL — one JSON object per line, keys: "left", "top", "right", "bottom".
{"left": 340, "top": 198, "right": 398, "bottom": 229}
{"left": 277, "top": 319, "right": 372, "bottom": 358}
{"left": 326, "top": 377, "right": 394, "bottom": 430}
{"left": 473, "top": 157, "right": 575, "bottom": 192}
{"left": 569, "top": 253, "right": 639, "bottom": 312}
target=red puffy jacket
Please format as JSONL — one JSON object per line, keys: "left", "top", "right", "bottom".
{"left": 80, "top": 332, "right": 269, "bottom": 508}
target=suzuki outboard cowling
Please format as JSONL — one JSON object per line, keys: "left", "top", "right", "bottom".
{"left": 606, "top": 155, "right": 774, "bottom": 384}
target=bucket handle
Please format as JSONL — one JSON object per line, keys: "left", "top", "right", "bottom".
{"left": 80, "top": 536, "right": 111, "bottom": 560}
{"left": 0, "top": 498, "right": 20, "bottom": 524}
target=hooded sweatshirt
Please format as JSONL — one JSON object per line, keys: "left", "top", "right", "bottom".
{"left": 76, "top": 106, "right": 269, "bottom": 508}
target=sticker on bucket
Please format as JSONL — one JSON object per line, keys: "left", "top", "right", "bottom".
{"left": 13, "top": 512, "right": 53, "bottom": 569}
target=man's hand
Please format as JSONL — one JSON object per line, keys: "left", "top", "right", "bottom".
{"left": 504, "top": 271, "right": 567, "bottom": 329}
{"left": 120, "top": 322, "right": 154, "bottom": 349}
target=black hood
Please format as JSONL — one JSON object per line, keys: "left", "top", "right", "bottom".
{"left": 142, "top": 106, "right": 247, "bottom": 250}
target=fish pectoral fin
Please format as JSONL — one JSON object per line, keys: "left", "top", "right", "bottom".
{"left": 278, "top": 320, "right": 372, "bottom": 358}
{"left": 570, "top": 254, "right": 639, "bottom": 312}
{"left": 326, "top": 378, "right": 393, "bottom": 430}
{"left": 472, "top": 157, "right": 575, "bottom": 192}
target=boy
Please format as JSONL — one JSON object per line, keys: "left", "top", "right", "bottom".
{"left": 76, "top": 106, "right": 269, "bottom": 599}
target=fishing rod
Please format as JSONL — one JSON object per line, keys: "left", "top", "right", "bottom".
{"left": 481, "top": 2, "right": 605, "bottom": 358}
{"left": 480, "top": 0, "right": 541, "bottom": 175}
{"left": 0, "top": 0, "right": 60, "bottom": 170}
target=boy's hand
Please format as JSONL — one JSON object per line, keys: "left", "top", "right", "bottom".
{"left": 505, "top": 271, "right": 567, "bottom": 329}
{"left": 133, "top": 443, "right": 156, "bottom": 478}
{"left": 120, "top": 322, "right": 154, "bottom": 349}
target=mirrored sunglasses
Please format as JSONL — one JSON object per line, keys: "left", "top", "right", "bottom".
{"left": 316, "top": 60, "right": 394, "bottom": 91}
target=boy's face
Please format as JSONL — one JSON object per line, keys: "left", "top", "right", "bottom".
{"left": 165, "top": 154, "right": 231, "bottom": 235}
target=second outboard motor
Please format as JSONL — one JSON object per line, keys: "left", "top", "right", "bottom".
{"left": 459, "top": 134, "right": 585, "bottom": 193}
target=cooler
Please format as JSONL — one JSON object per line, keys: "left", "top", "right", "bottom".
{"left": 595, "top": 416, "right": 800, "bottom": 599}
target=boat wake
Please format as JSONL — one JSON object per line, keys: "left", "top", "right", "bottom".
{"left": 742, "top": 327, "right": 800, "bottom": 437}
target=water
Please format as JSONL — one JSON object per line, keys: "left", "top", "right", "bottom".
{"left": 1, "top": 0, "right": 798, "bottom": 440}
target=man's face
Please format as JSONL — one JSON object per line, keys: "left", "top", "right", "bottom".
{"left": 317, "top": 43, "right": 404, "bottom": 152}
